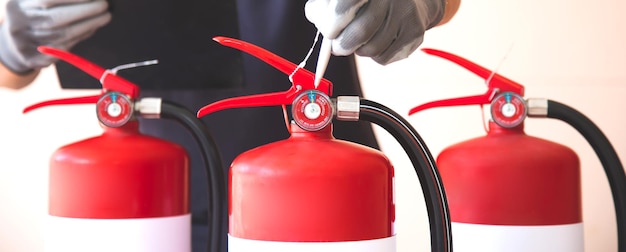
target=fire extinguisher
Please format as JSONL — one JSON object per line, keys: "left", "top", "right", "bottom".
{"left": 195, "top": 37, "right": 452, "bottom": 252}
{"left": 408, "top": 48, "right": 626, "bottom": 252}
{"left": 22, "top": 47, "right": 225, "bottom": 252}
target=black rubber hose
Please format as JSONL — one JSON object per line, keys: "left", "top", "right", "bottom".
{"left": 160, "top": 100, "right": 226, "bottom": 252}
{"left": 359, "top": 99, "right": 452, "bottom": 252}
{"left": 546, "top": 100, "right": 626, "bottom": 252}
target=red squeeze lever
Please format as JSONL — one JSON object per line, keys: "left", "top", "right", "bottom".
{"left": 408, "top": 48, "right": 525, "bottom": 115}
{"left": 23, "top": 46, "right": 140, "bottom": 113}
{"left": 196, "top": 36, "right": 333, "bottom": 118}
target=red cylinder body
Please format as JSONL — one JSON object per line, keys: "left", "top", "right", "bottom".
{"left": 229, "top": 124, "right": 394, "bottom": 242}
{"left": 438, "top": 122, "right": 581, "bottom": 225}
{"left": 49, "top": 121, "right": 189, "bottom": 218}
{"left": 46, "top": 120, "right": 191, "bottom": 252}
{"left": 437, "top": 122, "right": 583, "bottom": 251}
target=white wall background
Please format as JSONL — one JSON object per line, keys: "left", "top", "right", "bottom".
{"left": 0, "top": 0, "right": 624, "bottom": 251}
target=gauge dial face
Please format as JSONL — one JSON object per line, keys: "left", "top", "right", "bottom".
{"left": 490, "top": 92, "right": 527, "bottom": 128}
{"left": 97, "top": 92, "right": 133, "bottom": 128}
{"left": 292, "top": 90, "right": 333, "bottom": 131}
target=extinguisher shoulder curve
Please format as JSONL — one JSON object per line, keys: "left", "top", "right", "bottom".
{"left": 54, "top": 127, "right": 189, "bottom": 161}
{"left": 439, "top": 130, "right": 580, "bottom": 165}
{"left": 231, "top": 132, "right": 392, "bottom": 173}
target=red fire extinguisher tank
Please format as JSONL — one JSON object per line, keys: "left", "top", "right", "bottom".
{"left": 197, "top": 37, "right": 398, "bottom": 252}
{"left": 409, "top": 48, "right": 584, "bottom": 251}
{"left": 24, "top": 47, "right": 191, "bottom": 252}
{"left": 439, "top": 122, "right": 580, "bottom": 226}
{"left": 49, "top": 121, "right": 189, "bottom": 219}
{"left": 437, "top": 122, "right": 582, "bottom": 251}
{"left": 229, "top": 124, "right": 394, "bottom": 244}
{"left": 46, "top": 121, "right": 190, "bottom": 251}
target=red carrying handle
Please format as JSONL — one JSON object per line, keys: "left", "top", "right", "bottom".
{"left": 23, "top": 46, "right": 141, "bottom": 113}
{"left": 23, "top": 95, "right": 101, "bottom": 113}
{"left": 408, "top": 48, "right": 525, "bottom": 115}
{"left": 196, "top": 36, "right": 333, "bottom": 118}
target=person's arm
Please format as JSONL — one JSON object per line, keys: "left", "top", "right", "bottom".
{"left": 0, "top": 0, "right": 111, "bottom": 90}
{"left": 0, "top": 60, "right": 39, "bottom": 89}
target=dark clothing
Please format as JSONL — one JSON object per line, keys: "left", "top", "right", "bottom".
{"left": 56, "top": 0, "right": 244, "bottom": 90}
{"left": 56, "top": 1, "right": 379, "bottom": 251}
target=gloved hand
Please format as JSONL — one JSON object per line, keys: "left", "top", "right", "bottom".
{"left": 0, "top": 0, "right": 111, "bottom": 74}
{"left": 305, "top": 0, "right": 445, "bottom": 65}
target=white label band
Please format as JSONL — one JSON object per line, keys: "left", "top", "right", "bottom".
{"left": 451, "top": 222, "right": 584, "bottom": 252}
{"left": 45, "top": 214, "right": 191, "bottom": 252}
{"left": 229, "top": 234, "right": 396, "bottom": 252}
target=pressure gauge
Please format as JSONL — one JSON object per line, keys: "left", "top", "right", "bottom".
{"left": 490, "top": 92, "right": 527, "bottom": 128}
{"left": 292, "top": 90, "right": 333, "bottom": 131}
{"left": 97, "top": 92, "right": 134, "bottom": 128}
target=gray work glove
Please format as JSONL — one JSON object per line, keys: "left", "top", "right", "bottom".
{"left": 0, "top": 0, "right": 111, "bottom": 74}
{"left": 305, "top": 0, "right": 445, "bottom": 65}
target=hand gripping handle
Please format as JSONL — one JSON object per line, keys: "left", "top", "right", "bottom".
{"left": 196, "top": 36, "right": 333, "bottom": 118}
{"left": 23, "top": 46, "right": 141, "bottom": 113}
{"left": 408, "top": 48, "right": 525, "bottom": 115}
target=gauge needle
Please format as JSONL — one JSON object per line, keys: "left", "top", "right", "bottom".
{"left": 314, "top": 37, "right": 332, "bottom": 88}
